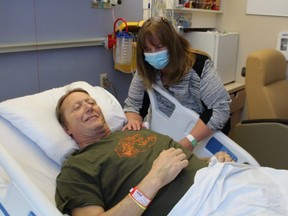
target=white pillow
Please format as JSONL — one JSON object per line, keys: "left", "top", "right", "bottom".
{"left": 0, "top": 81, "right": 127, "bottom": 165}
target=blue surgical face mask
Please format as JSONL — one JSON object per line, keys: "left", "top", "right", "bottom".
{"left": 144, "top": 49, "right": 169, "bottom": 70}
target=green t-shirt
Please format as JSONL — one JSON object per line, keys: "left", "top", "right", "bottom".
{"left": 55, "top": 129, "right": 206, "bottom": 215}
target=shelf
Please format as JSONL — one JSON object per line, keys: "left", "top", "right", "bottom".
{"left": 142, "top": 1, "right": 223, "bottom": 29}
{"left": 224, "top": 82, "right": 245, "bottom": 94}
{"left": 172, "top": 8, "right": 223, "bottom": 14}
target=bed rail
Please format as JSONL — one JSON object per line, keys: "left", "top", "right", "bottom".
{"left": 147, "top": 85, "right": 259, "bottom": 166}
{"left": 0, "top": 144, "right": 63, "bottom": 216}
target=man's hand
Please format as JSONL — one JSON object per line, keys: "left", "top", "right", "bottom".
{"left": 147, "top": 148, "right": 189, "bottom": 189}
{"left": 214, "top": 151, "right": 234, "bottom": 162}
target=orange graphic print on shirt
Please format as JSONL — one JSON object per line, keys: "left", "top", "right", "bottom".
{"left": 115, "top": 133, "right": 157, "bottom": 158}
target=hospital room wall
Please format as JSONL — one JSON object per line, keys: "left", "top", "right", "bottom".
{"left": 217, "top": 0, "right": 288, "bottom": 82}
{"left": 0, "top": 0, "right": 142, "bottom": 105}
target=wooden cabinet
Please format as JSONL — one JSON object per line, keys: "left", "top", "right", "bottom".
{"left": 225, "top": 82, "right": 246, "bottom": 137}
{"left": 230, "top": 89, "right": 245, "bottom": 128}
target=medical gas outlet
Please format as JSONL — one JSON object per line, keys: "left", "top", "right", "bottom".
{"left": 100, "top": 73, "right": 109, "bottom": 88}
{"left": 91, "top": 0, "right": 121, "bottom": 9}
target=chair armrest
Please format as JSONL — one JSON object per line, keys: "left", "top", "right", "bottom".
{"left": 241, "top": 119, "right": 288, "bottom": 125}
{"left": 233, "top": 121, "right": 288, "bottom": 169}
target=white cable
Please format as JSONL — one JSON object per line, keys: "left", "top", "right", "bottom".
{"left": 111, "top": 6, "right": 116, "bottom": 22}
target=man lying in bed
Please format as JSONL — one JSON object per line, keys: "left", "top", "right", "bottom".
{"left": 54, "top": 88, "right": 233, "bottom": 216}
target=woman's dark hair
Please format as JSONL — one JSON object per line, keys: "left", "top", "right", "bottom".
{"left": 136, "top": 16, "right": 208, "bottom": 88}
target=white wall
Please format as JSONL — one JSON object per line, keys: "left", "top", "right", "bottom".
{"left": 217, "top": 0, "right": 288, "bottom": 82}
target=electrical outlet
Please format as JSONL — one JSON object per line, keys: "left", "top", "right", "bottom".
{"left": 100, "top": 73, "right": 108, "bottom": 88}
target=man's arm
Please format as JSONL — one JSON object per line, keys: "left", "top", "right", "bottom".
{"left": 71, "top": 148, "right": 189, "bottom": 216}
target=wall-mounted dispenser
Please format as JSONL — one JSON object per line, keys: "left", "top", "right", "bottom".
{"left": 277, "top": 32, "right": 288, "bottom": 61}
{"left": 105, "top": 18, "right": 137, "bottom": 73}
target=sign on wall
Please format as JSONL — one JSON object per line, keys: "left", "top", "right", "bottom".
{"left": 246, "top": 0, "right": 288, "bottom": 17}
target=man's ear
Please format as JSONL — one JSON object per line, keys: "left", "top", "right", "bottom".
{"left": 62, "top": 123, "right": 72, "bottom": 137}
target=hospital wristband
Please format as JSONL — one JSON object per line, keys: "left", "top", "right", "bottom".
{"left": 186, "top": 134, "right": 198, "bottom": 147}
{"left": 129, "top": 187, "right": 151, "bottom": 210}
{"left": 128, "top": 194, "right": 146, "bottom": 210}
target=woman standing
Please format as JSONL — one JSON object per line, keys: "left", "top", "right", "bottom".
{"left": 123, "top": 16, "right": 231, "bottom": 151}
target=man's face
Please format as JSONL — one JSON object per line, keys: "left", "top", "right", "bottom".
{"left": 61, "top": 92, "right": 106, "bottom": 139}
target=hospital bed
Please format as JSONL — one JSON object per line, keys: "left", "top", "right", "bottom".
{"left": 147, "top": 85, "right": 259, "bottom": 165}
{"left": 0, "top": 81, "right": 281, "bottom": 216}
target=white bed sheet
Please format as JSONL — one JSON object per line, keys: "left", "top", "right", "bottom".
{"left": 0, "top": 116, "right": 60, "bottom": 207}
{"left": 169, "top": 157, "right": 288, "bottom": 216}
